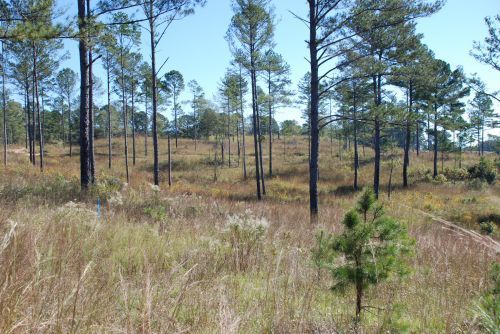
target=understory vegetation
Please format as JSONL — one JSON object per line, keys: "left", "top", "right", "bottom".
{"left": 0, "top": 137, "right": 498, "bottom": 333}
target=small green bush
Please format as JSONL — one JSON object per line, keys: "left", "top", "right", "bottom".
{"left": 443, "top": 167, "right": 469, "bottom": 182}
{"left": 467, "top": 178, "right": 488, "bottom": 190}
{"left": 468, "top": 158, "right": 496, "bottom": 184}
{"left": 433, "top": 174, "right": 448, "bottom": 184}
{"left": 479, "top": 222, "right": 495, "bottom": 235}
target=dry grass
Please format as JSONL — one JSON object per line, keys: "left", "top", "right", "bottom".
{"left": 0, "top": 135, "right": 498, "bottom": 333}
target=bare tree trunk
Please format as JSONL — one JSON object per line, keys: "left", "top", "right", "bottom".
{"left": 149, "top": 2, "right": 159, "bottom": 186}
{"left": 256, "top": 93, "right": 265, "bottom": 195}
{"left": 120, "top": 34, "right": 129, "bottom": 183}
{"left": 87, "top": 0, "right": 95, "bottom": 183}
{"left": 268, "top": 71, "right": 273, "bottom": 177}
{"left": 132, "top": 82, "right": 136, "bottom": 166}
{"left": 433, "top": 105, "right": 438, "bottom": 178}
{"left": 78, "top": 0, "right": 91, "bottom": 189}
{"left": 403, "top": 82, "right": 412, "bottom": 188}
{"left": 239, "top": 65, "right": 247, "bottom": 180}
{"left": 1, "top": 41, "right": 6, "bottom": 166}
{"left": 250, "top": 43, "right": 261, "bottom": 200}
{"left": 308, "top": 0, "right": 319, "bottom": 223}
{"left": 106, "top": 50, "right": 112, "bottom": 169}
{"left": 33, "top": 42, "right": 43, "bottom": 171}
{"left": 168, "top": 134, "right": 172, "bottom": 187}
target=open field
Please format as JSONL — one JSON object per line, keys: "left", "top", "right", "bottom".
{"left": 0, "top": 136, "right": 498, "bottom": 333}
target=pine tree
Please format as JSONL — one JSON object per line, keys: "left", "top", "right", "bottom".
{"left": 313, "top": 188, "right": 414, "bottom": 321}
{"left": 226, "top": 0, "right": 274, "bottom": 200}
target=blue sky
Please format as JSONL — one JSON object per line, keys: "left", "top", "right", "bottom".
{"left": 58, "top": 0, "right": 499, "bottom": 126}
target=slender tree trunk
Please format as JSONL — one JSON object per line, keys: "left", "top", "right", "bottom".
{"left": 403, "top": 82, "right": 412, "bottom": 188}
{"left": 388, "top": 159, "right": 394, "bottom": 200}
{"left": 106, "top": 50, "right": 112, "bottom": 169}
{"left": 88, "top": 50, "right": 95, "bottom": 183}
{"left": 168, "top": 134, "right": 172, "bottom": 186}
{"left": 68, "top": 95, "right": 72, "bottom": 157}
{"left": 149, "top": 4, "right": 159, "bottom": 186}
{"left": 24, "top": 85, "right": 28, "bottom": 151}
{"left": 372, "top": 73, "right": 382, "bottom": 199}
{"left": 31, "top": 66, "right": 36, "bottom": 166}
{"left": 33, "top": 42, "right": 43, "bottom": 171}
{"left": 1, "top": 41, "right": 6, "bottom": 166}
{"left": 119, "top": 34, "right": 129, "bottom": 183}
{"left": 353, "top": 86, "right": 359, "bottom": 191}
{"left": 227, "top": 96, "right": 231, "bottom": 167}
{"left": 78, "top": 0, "right": 91, "bottom": 189}
{"left": 239, "top": 65, "right": 247, "bottom": 180}
{"left": 416, "top": 118, "right": 420, "bottom": 156}
{"left": 132, "top": 82, "right": 136, "bottom": 166}
{"left": 26, "top": 81, "right": 33, "bottom": 163}
{"left": 433, "top": 105, "right": 438, "bottom": 178}
{"left": 250, "top": 44, "right": 261, "bottom": 200}
{"left": 309, "top": 0, "right": 319, "bottom": 223}
{"left": 174, "top": 88, "right": 178, "bottom": 148}
{"left": 145, "top": 94, "right": 148, "bottom": 157}
{"left": 481, "top": 122, "right": 484, "bottom": 156}
{"left": 268, "top": 71, "right": 273, "bottom": 177}
{"left": 256, "top": 88, "right": 265, "bottom": 195}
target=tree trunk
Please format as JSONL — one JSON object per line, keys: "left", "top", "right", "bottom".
{"left": 174, "top": 87, "right": 178, "bottom": 148}
{"left": 416, "top": 119, "right": 420, "bottom": 156}
{"left": 106, "top": 50, "right": 112, "bottom": 169}
{"left": 1, "top": 41, "right": 6, "bottom": 166}
{"left": 33, "top": 42, "right": 43, "bottom": 171}
{"left": 353, "top": 91, "right": 359, "bottom": 191}
{"left": 87, "top": 0, "right": 95, "bottom": 183}
{"left": 88, "top": 49, "right": 95, "bottom": 183}
{"left": 239, "top": 65, "right": 247, "bottom": 180}
{"left": 268, "top": 71, "right": 273, "bottom": 177}
{"left": 227, "top": 96, "right": 231, "bottom": 167}
{"left": 168, "top": 134, "right": 172, "bottom": 186}
{"left": 256, "top": 92, "right": 265, "bottom": 195}
{"left": 250, "top": 40, "right": 261, "bottom": 200}
{"left": 31, "top": 65, "right": 36, "bottom": 166}
{"left": 433, "top": 105, "right": 438, "bottom": 178}
{"left": 308, "top": 0, "right": 319, "bottom": 223}
{"left": 26, "top": 81, "right": 33, "bottom": 163}
{"left": 149, "top": 3, "right": 159, "bottom": 186}
{"left": 145, "top": 94, "right": 148, "bottom": 157}
{"left": 372, "top": 73, "right": 382, "bottom": 199}
{"left": 78, "top": 0, "right": 91, "bottom": 189}
{"left": 403, "top": 82, "right": 412, "bottom": 188}
{"left": 120, "top": 35, "right": 129, "bottom": 183}
{"left": 132, "top": 82, "right": 136, "bottom": 166}
{"left": 68, "top": 94, "right": 72, "bottom": 157}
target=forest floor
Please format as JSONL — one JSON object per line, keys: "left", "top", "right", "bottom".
{"left": 0, "top": 136, "right": 498, "bottom": 333}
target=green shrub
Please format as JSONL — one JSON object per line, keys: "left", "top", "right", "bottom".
{"left": 433, "top": 174, "right": 448, "bottom": 184}
{"left": 479, "top": 222, "right": 496, "bottom": 235}
{"left": 467, "top": 178, "right": 488, "bottom": 190}
{"left": 468, "top": 158, "right": 496, "bottom": 184}
{"left": 443, "top": 167, "right": 469, "bottom": 182}
{"left": 91, "top": 175, "right": 123, "bottom": 200}
{"left": 409, "top": 167, "right": 432, "bottom": 182}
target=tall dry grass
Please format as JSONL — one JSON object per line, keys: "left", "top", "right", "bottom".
{"left": 0, "top": 135, "right": 498, "bottom": 333}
